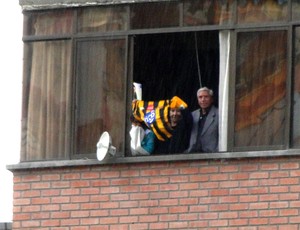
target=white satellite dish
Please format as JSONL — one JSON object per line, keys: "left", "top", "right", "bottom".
{"left": 96, "top": 131, "right": 116, "bottom": 161}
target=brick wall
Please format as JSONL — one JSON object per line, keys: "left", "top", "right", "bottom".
{"left": 12, "top": 156, "right": 300, "bottom": 229}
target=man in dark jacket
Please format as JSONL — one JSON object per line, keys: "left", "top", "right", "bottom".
{"left": 188, "top": 87, "right": 218, "bottom": 153}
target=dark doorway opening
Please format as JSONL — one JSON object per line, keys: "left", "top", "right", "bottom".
{"left": 133, "top": 31, "right": 219, "bottom": 111}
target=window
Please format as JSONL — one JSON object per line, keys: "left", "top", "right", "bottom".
{"left": 21, "top": 0, "right": 297, "bottom": 162}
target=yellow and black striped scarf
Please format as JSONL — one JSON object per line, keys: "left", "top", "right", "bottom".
{"left": 132, "top": 96, "right": 188, "bottom": 141}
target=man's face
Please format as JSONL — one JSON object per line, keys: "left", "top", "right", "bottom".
{"left": 197, "top": 90, "right": 213, "bottom": 109}
{"left": 169, "top": 108, "right": 182, "bottom": 127}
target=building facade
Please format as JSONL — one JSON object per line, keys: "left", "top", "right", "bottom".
{"left": 7, "top": 0, "right": 300, "bottom": 229}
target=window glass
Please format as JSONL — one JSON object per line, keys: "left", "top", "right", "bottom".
{"left": 237, "top": 0, "right": 288, "bottom": 24}
{"left": 23, "top": 9, "right": 74, "bottom": 36}
{"left": 76, "top": 39, "right": 126, "bottom": 155}
{"left": 235, "top": 30, "right": 287, "bottom": 149}
{"left": 183, "top": 0, "right": 233, "bottom": 26}
{"left": 292, "top": 0, "right": 300, "bottom": 21}
{"left": 130, "top": 2, "right": 180, "bottom": 29}
{"left": 77, "top": 6, "right": 128, "bottom": 32}
{"left": 21, "top": 41, "right": 72, "bottom": 161}
{"left": 293, "top": 27, "right": 300, "bottom": 147}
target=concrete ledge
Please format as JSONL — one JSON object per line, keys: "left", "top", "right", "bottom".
{"left": 19, "top": 0, "right": 171, "bottom": 10}
{"left": 6, "top": 149, "right": 300, "bottom": 172}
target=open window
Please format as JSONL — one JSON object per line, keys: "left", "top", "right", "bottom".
{"left": 132, "top": 31, "right": 220, "bottom": 111}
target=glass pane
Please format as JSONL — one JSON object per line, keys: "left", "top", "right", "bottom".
{"left": 292, "top": 0, "right": 300, "bottom": 21}
{"left": 235, "top": 31, "right": 287, "bottom": 148}
{"left": 77, "top": 6, "right": 128, "bottom": 32}
{"left": 237, "top": 0, "right": 288, "bottom": 24}
{"left": 183, "top": 0, "right": 233, "bottom": 26}
{"left": 130, "top": 2, "right": 180, "bottom": 29}
{"left": 21, "top": 41, "right": 72, "bottom": 161}
{"left": 76, "top": 39, "right": 126, "bottom": 155}
{"left": 24, "top": 9, "right": 74, "bottom": 36}
{"left": 293, "top": 27, "right": 300, "bottom": 147}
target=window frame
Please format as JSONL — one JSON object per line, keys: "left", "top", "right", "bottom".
{"left": 20, "top": 0, "right": 300, "bottom": 163}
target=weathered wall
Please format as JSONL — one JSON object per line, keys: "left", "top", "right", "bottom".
{"left": 12, "top": 156, "right": 300, "bottom": 229}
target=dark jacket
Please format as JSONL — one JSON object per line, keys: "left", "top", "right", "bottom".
{"left": 188, "top": 105, "right": 219, "bottom": 153}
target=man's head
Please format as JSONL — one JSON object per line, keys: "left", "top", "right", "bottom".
{"left": 196, "top": 87, "right": 214, "bottom": 110}
{"left": 169, "top": 108, "right": 182, "bottom": 128}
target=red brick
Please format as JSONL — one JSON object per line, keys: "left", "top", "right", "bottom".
{"left": 101, "top": 171, "right": 120, "bottom": 178}
{"left": 229, "top": 219, "right": 248, "bottom": 226}
{"left": 259, "top": 209, "right": 279, "bottom": 217}
{"left": 219, "top": 196, "right": 238, "bottom": 203}
{"left": 199, "top": 166, "right": 219, "bottom": 174}
{"left": 140, "top": 185, "right": 159, "bottom": 192}
{"left": 110, "top": 194, "right": 129, "bottom": 201}
{"left": 130, "top": 178, "right": 149, "bottom": 185}
{"left": 200, "top": 182, "right": 218, "bottom": 189}
{"left": 279, "top": 209, "right": 299, "bottom": 216}
{"left": 249, "top": 218, "right": 268, "bottom": 225}
{"left": 210, "top": 219, "right": 228, "bottom": 227}
{"left": 280, "top": 177, "right": 299, "bottom": 185}
{"left": 239, "top": 195, "right": 258, "bottom": 203}
{"left": 179, "top": 183, "right": 199, "bottom": 190}
{"left": 41, "top": 220, "right": 60, "bottom": 227}
{"left": 281, "top": 162, "right": 299, "bottom": 169}
{"left": 169, "top": 190, "right": 188, "bottom": 198}
{"left": 289, "top": 216, "right": 300, "bottom": 223}
{"left": 170, "top": 175, "right": 188, "bottom": 183}
{"left": 270, "top": 171, "right": 289, "bottom": 178}
{"left": 159, "top": 199, "right": 178, "bottom": 206}
{"left": 240, "top": 164, "right": 258, "bottom": 172}
{"left": 278, "top": 225, "right": 299, "bottom": 230}
{"left": 149, "top": 177, "right": 169, "bottom": 184}
{"left": 219, "top": 211, "right": 238, "bottom": 219}
{"left": 269, "top": 185, "right": 289, "bottom": 193}
{"left": 62, "top": 173, "right": 81, "bottom": 180}
{"left": 99, "top": 217, "right": 119, "bottom": 224}
{"left": 159, "top": 168, "right": 179, "bottom": 176}
{"left": 31, "top": 182, "right": 51, "bottom": 189}
{"left": 260, "top": 163, "right": 279, "bottom": 170}
{"left": 159, "top": 214, "right": 178, "bottom": 222}
{"left": 220, "top": 165, "right": 239, "bottom": 172}
{"left": 279, "top": 193, "right": 299, "bottom": 200}
{"left": 210, "top": 189, "right": 229, "bottom": 196}
{"left": 210, "top": 174, "right": 229, "bottom": 181}
{"left": 120, "top": 185, "right": 139, "bottom": 193}
{"left": 119, "top": 216, "right": 138, "bottom": 224}
{"left": 199, "top": 212, "right": 218, "bottom": 219}
{"left": 239, "top": 210, "right": 258, "bottom": 218}
{"left": 269, "top": 217, "right": 288, "bottom": 224}
{"left": 249, "top": 172, "right": 269, "bottom": 179}
{"left": 159, "top": 184, "right": 178, "bottom": 191}
{"left": 259, "top": 194, "right": 279, "bottom": 202}
{"left": 269, "top": 201, "right": 288, "bottom": 209}
{"left": 110, "top": 209, "right": 129, "bottom": 216}
{"left": 179, "top": 167, "right": 199, "bottom": 174}
{"left": 230, "top": 172, "right": 249, "bottom": 180}
{"left": 169, "top": 206, "right": 189, "bottom": 213}
{"left": 169, "top": 221, "right": 188, "bottom": 229}
{"left": 149, "top": 207, "right": 168, "bottom": 214}
{"left": 111, "top": 178, "right": 130, "bottom": 186}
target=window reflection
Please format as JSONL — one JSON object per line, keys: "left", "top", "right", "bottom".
{"left": 78, "top": 6, "right": 128, "bottom": 32}
{"left": 76, "top": 40, "right": 126, "bottom": 154}
{"left": 293, "top": 27, "right": 300, "bottom": 147}
{"left": 237, "top": 0, "right": 288, "bottom": 24}
{"left": 235, "top": 31, "right": 287, "bottom": 148}
{"left": 130, "top": 2, "right": 180, "bottom": 29}
{"left": 24, "top": 9, "right": 73, "bottom": 36}
{"left": 183, "top": 0, "right": 233, "bottom": 26}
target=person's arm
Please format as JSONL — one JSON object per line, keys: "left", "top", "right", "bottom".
{"left": 141, "top": 130, "right": 156, "bottom": 154}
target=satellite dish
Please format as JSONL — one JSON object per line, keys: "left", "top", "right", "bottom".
{"left": 96, "top": 131, "right": 116, "bottom": 161}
